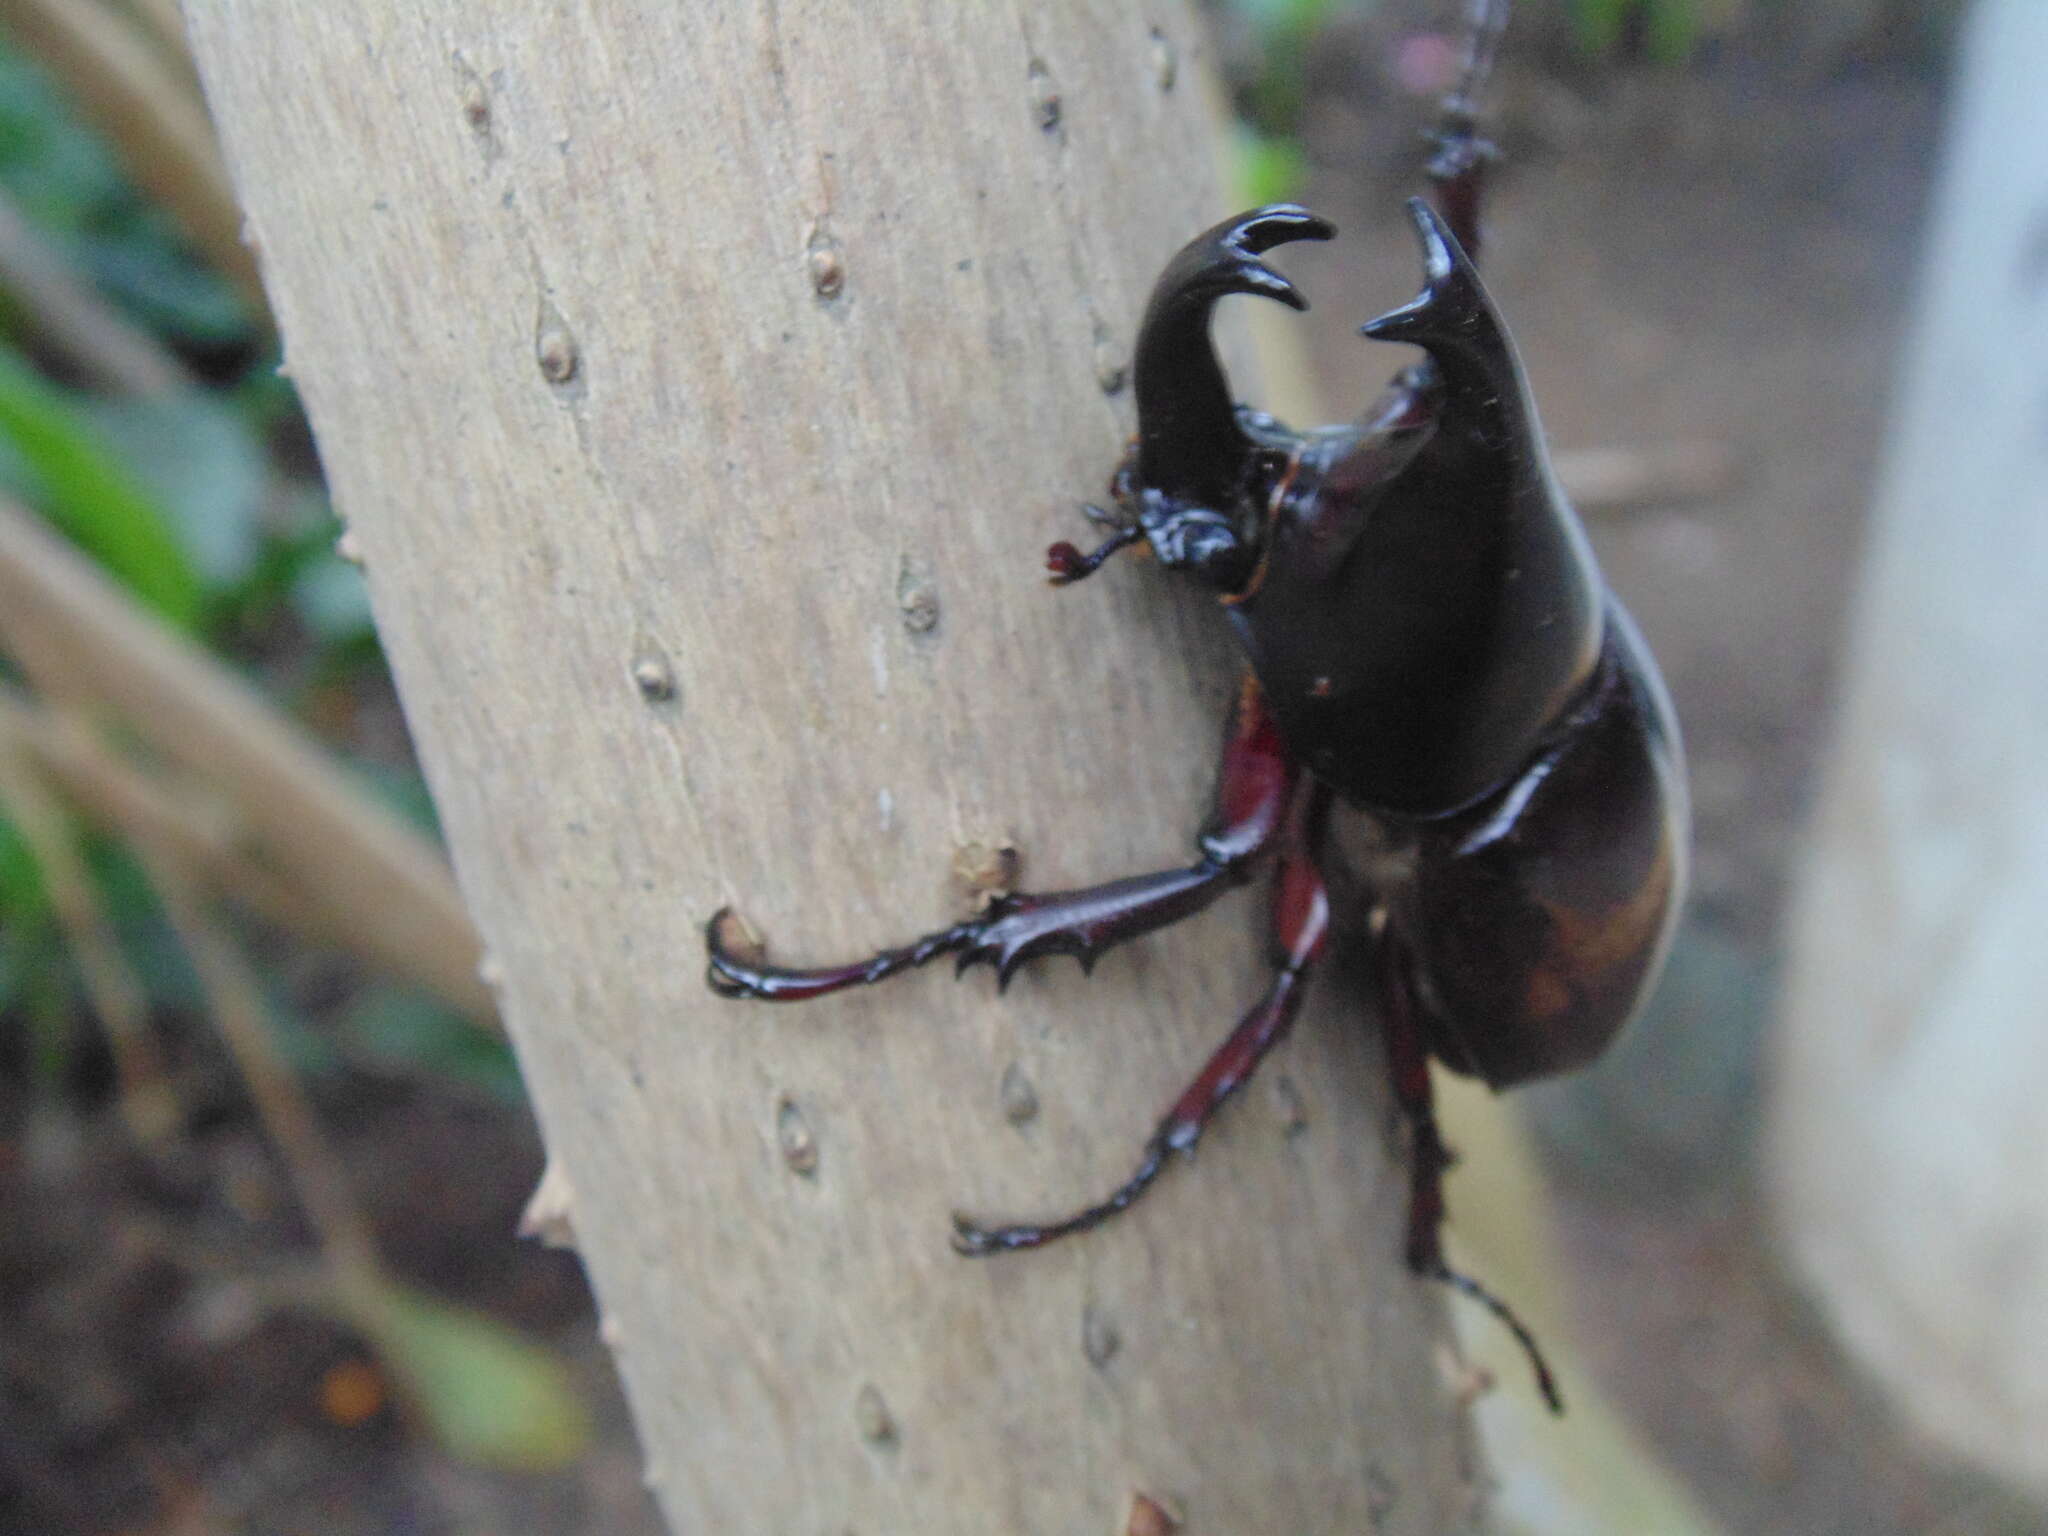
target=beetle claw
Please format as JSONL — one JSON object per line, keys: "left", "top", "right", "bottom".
{"left": 949, "top": 1212, "right": 1005, "bottom": 1256}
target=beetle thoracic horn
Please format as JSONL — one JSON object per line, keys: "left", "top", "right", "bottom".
{"left": 1358, "top": 198, "right": 1502, "bottom": 401}
{"left": 1130, "top": 204, "right": 1335, "bottom": 508}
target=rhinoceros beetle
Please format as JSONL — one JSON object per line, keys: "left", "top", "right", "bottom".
{"left": 706, "top": 107, "right": 1687, "bottom": 1415}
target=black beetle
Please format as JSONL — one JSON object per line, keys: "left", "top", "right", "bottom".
{"left": 705, "top": 174, "right": 1687, "bottom": 1413}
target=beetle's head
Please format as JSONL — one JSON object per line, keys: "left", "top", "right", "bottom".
{"left": 1105, "top": 440, "right": 1265, "bottom": 591}
{"left": 1048, "top": 206, "right": 1334, "bottom": 595}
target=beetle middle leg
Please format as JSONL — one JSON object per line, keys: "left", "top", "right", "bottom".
{"left": 951, "top": 783, "right": 1334, "bottom": 1253}
{"left": 706, "top": 672, "right": 1295, "bottom": 1000}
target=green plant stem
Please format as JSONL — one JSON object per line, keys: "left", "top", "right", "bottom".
{"left": 132, "top": 835, "right": 383, "bottom": 1282}
{"left": 0, "top": 713, "right": 178, "bottom": 1144}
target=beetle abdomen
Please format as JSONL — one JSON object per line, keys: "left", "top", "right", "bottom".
{"left": 1389, "top": 603, "right": 1688, "bottom": 1087}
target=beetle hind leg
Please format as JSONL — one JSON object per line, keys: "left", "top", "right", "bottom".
{"left": 1377, "top": 929, "right": 1564, "bottom": 1414}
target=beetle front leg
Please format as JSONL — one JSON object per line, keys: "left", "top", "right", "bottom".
{"left": 952, "top": 784, "right": 1334, "bottom": 1253}
{"left": 705, "top": 672, "right": 1296, "bottom": 1000}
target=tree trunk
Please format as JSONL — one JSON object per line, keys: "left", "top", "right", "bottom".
{"left": 1769, "top": 0, "right": 2048, "bottom": 1499}
{"left": 181, "top": 6, "right": 1482, "bottom": 1529}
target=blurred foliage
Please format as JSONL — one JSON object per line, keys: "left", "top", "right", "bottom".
{"left": 1211, "top": 0, "right": 1962, "bottom": 205}
{"left": 0, "top": 19, "right": 556, "bottom": 1480}
{"left": 1218, "top": 0, "right": 1347, "bottom": 202}
{"left": 0, "top": 31, "right": 386, "bottom": 1030}
{"left": 1233, "top": 0, "right": 1348, "bottom": 134}
{"left": 347, "top": 1280, "right": 594, "bottom": 1473}
{"left": 1570, "top": 0, "right": 1703, "bottom": 64}
{"left": 0, "top": 24, "right": 504, "bottom": 1090}
{"left": 0, "top": 42, "right": 246, "bottom": 346}
{"left": 1234, "top": 121, "right": 1313, "bottom": 207}
{"left": 0, "top": 342, "right": 206, "bottom": 628}
{"left": 345, "top": 984, "right": 526, "bottom": 1104}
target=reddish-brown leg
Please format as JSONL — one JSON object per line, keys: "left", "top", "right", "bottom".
{"left": 706, "top": 673, "right": 1296, "bottom": 1000}
{"left": 950, "top": 783, "right": 1334, "bottom": 1254}
{"left": 1376, "top": 928, "right": 1563, "bottom": 1413}
{"left": 1426, "top": 0, "right": 1510, "bottom": 264}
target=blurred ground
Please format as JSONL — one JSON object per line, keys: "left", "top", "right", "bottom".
{"left": 1295, "top": 37, "right": 2048, "bottom": 1536}
{"left": 0, "top": 1044, "right": 666, "bottom": 1534}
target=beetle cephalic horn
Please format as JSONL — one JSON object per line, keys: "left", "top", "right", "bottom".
{"left": 1132, "top": 204, "right": 1336, "bottom": 507}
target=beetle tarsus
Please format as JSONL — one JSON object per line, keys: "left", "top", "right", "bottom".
{"left": 704, "top": 905, "right": 989, "bottom": 1001}
{"left": 1424, "top": 1260, "right": 1564, "bottom": 1416}
{"left": 950, "top": 1135, "right": 1170, "bottom": 1255}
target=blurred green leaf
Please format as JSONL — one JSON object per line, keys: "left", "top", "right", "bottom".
{"left": 0, "top": 819, "right": 55, "bottom": 1015}
{"left": 83, "top": 234, "right": 249, "bottom": 348}
{"left": 0, "top": 345, "right": 203, "bottom": 630}
{"left": 1571, "top": 0, "right": 1703, "bottom": 63}
{"left": 201, "top": 488, "right": 376, "bottom": 651}
{"left": 1233, "top": 125, "right": 1309, "bottom": 207}
{"left": 346, "top": 1279, "right": 592, "bottom": 1472}
{"left": 0, "top": 813, "right": 46, "bottom": 916}
{"left": 344, "top": 986, "right": 523, "bottom": 1103}
{"left": 1227, "top": 0, "right": 1346, "bottom": 137}
{"left": 1571, "top": 0, "right": 1632, "bottom": 57}
{"left": 0, "top": 41, "right": 249, "bottom": 346}
{"left": 1645, "top": 0, "right": 1703, "bottom": 64}
{"left": 82, "top": 394, "right": 268, "bottom": 589}
{"left": 344, "top": 759, "right": 444, "bottom": 841}
{"left": 0, "top": 904, "right": 72, "bottom": 1081}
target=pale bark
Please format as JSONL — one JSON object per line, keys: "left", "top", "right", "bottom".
{"left": 181, "top": 6, "right": 1483, "bottom": 1529}
{"left": 1770, "top": 0, "right": 2048, "bottom": 1497}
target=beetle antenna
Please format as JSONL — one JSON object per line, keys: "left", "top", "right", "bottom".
{"left": 1426, "top": 1258, "right": 1564, "bottom": 1414}
{"left": 1426, "top": 0, "right": 1511, "bottom": 263}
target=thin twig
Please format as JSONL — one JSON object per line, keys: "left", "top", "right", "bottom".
{"left": 132, "top": 835, "right": 383, "bottom": 1281}
{"left": 0, "top": 496, "right": 496, "bottom": 1024}
{"left": 0, "top": 185, "right": 192, "bottom": 396}
{"left": 0, "top": 715, "right": 179, "bottom": 1145}
{"left": 0, "top": 684, "right": 352, "bottom": 952}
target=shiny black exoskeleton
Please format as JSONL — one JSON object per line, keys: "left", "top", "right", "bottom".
{"left": 704, "top": 197, "right": 1690, "bottom": 1412}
